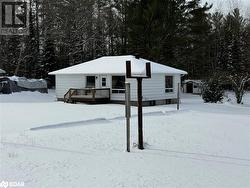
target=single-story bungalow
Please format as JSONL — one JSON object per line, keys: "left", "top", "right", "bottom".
{"left": 49, "top": 55, "right": 187, "bottom": 105}
{"left": 183, "top": 79, "right": 202, "bottom": 94}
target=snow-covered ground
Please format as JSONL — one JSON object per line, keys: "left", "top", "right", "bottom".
{"left": 0, "top": 90, "right": 250, "bottom": 188}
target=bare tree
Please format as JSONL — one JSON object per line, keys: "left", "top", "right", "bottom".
{"left": 228, "top": 73, "right": 250, "bottom": 104}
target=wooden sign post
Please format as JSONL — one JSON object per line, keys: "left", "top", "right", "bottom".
{"left": 126, "top": 60, "right": 151, "bottom": 150}
{"left": 125, "top": 82, "right": 131, "bottom": 152}
{"left": 177, "top": 83, "right": 180, "bottom": 110}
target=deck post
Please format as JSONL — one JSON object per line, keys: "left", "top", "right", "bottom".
{"left": 92, "top": 89, "right": 96, "bottom": 101}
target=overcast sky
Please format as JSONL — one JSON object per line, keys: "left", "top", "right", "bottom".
{"left": 201, "top": 0, "right": 250, "bottom": 17}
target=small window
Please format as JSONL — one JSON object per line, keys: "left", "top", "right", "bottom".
{"left": 102, "top": 77, "right": 107, "bottom": 87}
{"left": 112, "top": 76, "right": 125, "bottom": 93}
{"left": 86, "top": 76, "right": 95, "bottom": 88}
{"left": 165, "top": 76, "right": 173, "bottom": 93}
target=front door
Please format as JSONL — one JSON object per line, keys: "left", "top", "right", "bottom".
{"left": 100, "top": 75, "right": 107, "bottom": 88}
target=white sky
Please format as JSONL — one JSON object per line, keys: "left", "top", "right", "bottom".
{"left": 201, "top": 0, "right": 250, "bottom": 17}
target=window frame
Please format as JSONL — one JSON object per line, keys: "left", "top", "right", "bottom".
{"left": 165, "top": 76, "right": 174, "bottom": 93}
{"left": 101, "top": 77, "right": 107, "bottom": 87}
{"left": 112, "top": 75, "right": 125, "bottom": 94}
{"left": 86, "top": 76, "right": 96, "bottom": 88}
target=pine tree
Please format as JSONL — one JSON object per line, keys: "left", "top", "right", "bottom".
{"left": 222, "top": 9, "right": 250, "bottom": 103}
{"left": 184, "top": 0, "right": 212, "bottom": 78}
{"left": 210, "top": 12, "right": 224, "bottom": 72}
{"left": 201, "top": 74, "right": 224, "bottom": 103}
{"left": 41, "top": 37, "right": 56, "bottom": 77}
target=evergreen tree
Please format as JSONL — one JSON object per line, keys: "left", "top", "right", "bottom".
{"left": 126, "top": 0, "right": 212, "bottom": 79}
{"left": 210, "top": 12, "right": 224, "bottom": 71}
{"left": 222, "top": 9, "right": 250, "bottom": 103}
{"left": 1, "top": 0, "right": 249, "bottom": 92}
{"left": 184, "top": 0, "right": 212, "bottom": 78}
{"left": 0, "top": 36, "right": 22, "bottom": 75}
{"left": 201, "top": 74, "right": 224, "bottom": 103}
{"left": 40, "top": 37, "right": 56, "bottom": 78}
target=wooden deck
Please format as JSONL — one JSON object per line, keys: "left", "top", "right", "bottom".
{"left": 64, "top": 88, "right": 110, "bottom": 104}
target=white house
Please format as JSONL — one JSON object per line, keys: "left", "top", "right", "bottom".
{"left": 49, "top": 55, "right": 187, "bottom": 105}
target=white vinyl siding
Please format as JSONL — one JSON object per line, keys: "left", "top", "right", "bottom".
{"left": 55, "top": 73, "right": 181, "bottom": 101}
{"left": 110, "top": 74, "right": 181, "bottom": 101}
{"left": 55, "top": 74, "right": 85, "bottom": 98}
{"left": 141, "top": 74, "right": 180, "bottom": 101}
{"left": 193, "top": 84, "right": 202, "bottom": 94}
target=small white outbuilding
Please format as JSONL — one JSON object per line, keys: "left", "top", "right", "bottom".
{"left": 49, "top": 55, "right": 187, "bottom": 105}
{"left": 183, "top": 80, "right": 202, "bottom": 94}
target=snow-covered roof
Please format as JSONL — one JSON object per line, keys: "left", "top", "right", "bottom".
{"left": 49, "top": 55, "right": 187, "bottom": 75}
{"left": 183, "top": 79, "right": 202, "bottom": 84}
{"left": 8, "top": 76, "right": 47, "bottom": 89}
{"left": 0, "top": 68, "right": 6, "bottom": 74}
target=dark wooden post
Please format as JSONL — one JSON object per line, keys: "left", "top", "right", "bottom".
{"left": 126, "top": 61, "right": 131, "bottom": 78}
{"left": 92, "top": 89, "right": 96, "bottom": 100}
{"left": 126, "top": 60, "right": 151, "bottom": 150}
{"left": 177, "top": 83, "right": 180, "bottom": 110}
{"left": 146, "top": 63, "right": 151, "bottom": 78}
{"left": 137, "top": 78, "right": 143, "bottom": 149}
{"left": 125, "top": 82, "right": 131, "bottom": 152}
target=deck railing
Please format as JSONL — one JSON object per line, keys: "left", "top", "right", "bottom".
{"left": 64, "top": 88, "right": 110, "bottom": 103}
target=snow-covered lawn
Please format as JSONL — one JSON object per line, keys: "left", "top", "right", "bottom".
{"left": 0, "top": 90, "right": 250, "bottom": 188}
